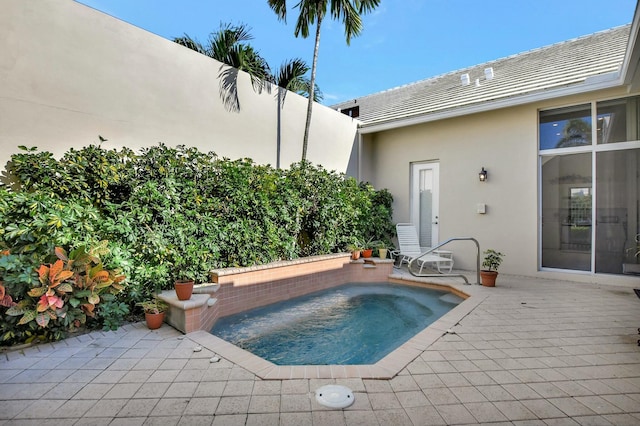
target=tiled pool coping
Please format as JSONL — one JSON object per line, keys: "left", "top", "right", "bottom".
{"left": 159, "top": 253, "right": 481, "bottom": 380}
{"left": 187, "top": 276, "right": 482, "bottom": 380}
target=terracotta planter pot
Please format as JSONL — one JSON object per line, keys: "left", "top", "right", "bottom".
{"left": 362, "top": 248, "right": 373, "bottom": 258}
{"left": 350, "top": 250, "right": 361, "bottom": 260}
{"left": 480, "top": 270, "right": 498, "bottom": 287}
{"left": 174, "top": 280, "right": 194, "bottom": 301}
{"left": 145, "top": 312, "right": 165, "bottom": 330}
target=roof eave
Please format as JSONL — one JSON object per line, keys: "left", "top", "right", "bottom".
{"left": 358, "top": 73, "right": 624, "bottom": 134}
{"left": 620, "top": 1, "right": 640, "bottom": 90}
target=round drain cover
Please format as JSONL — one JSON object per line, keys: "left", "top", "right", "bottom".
{"left": 315, "top": 385, "right": 354, "bottom": 409}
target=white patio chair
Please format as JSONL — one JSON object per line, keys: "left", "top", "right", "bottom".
{"left": 393, "top": 223, "right": 454, "bottom": 273}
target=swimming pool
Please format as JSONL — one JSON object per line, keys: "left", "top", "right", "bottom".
{"left": 211, "top": 282, "right": 463, "bottom": 365}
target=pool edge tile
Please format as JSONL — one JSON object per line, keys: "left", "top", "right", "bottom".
{"left": 188, "top": 279, "right": 478, "bottom": 381}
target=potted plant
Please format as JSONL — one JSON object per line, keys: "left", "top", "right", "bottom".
{"left": 174, "top": 275, "right": 195, "bottom": 301}
{"left": 346, "top": 241, "right": 362, "bottom": 260}
{"left": 137, "top": 297, "right": 169, "bottom": 330}
{"left": 375, "top": 241, "right": 390, "bottom": 259}
{"left": 623, "top": 234, "right": 640, "bottom": 275}
{"left": 361, "top": 237, "right": 376, "bottom": 258}
{"left": 480, "top": 249, "right": 505, "bottom": 287}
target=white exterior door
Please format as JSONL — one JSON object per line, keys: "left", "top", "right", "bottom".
{"left": 411, "top": 162, "right": 440, "bottom": 248}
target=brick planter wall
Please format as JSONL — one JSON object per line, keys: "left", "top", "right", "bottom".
{"left": 159, "top": 254, "right": 394, "bottom": 333}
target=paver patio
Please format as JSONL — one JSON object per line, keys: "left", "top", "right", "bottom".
{"left": 1, "top": 272, "right": 639, "bottom": 425}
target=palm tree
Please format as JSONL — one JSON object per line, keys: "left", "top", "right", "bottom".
{"left": 273, "top": 58, "right": 323, "bottom": 102}
{"left": 175, "top": 24, "right": 322, "bottom": 167}
{"left": 556, "top": 118, "right": 592, "bottom": 148}
{"left": 174, "top": 23, "right": 272, "bottom": 112}
{"left": 268, "top": 0, "right": 381, "bottom": 161}
{"left": 272, "top": 58, "right": 323, "bottom": 168}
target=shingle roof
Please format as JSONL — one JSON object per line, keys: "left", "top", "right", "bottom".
{"left": 332, "top": 25, "right": 631, "bottom": 129}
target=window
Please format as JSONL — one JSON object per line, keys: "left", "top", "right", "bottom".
{"left": 567, "top": 187, "right": 592, "bottom": 250}
{"left": 539, "top": 97, "right": 640, "bottom": 275}
{"left": 569, "top": 187, "right": 591, "bottom": 228}
{"left": 596, "top": 96, "right": 640, "bottom": 144}
{"left": 595, "top": 149, "right": 640, "bottom": 273}
{"left": 539, "top": 104, "right": 591, "bottom": 150}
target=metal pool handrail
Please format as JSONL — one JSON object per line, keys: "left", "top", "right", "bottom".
{"left": 407, "top": 237, "right": 480, "bottom": 285}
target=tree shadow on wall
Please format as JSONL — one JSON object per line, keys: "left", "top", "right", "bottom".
{"left": 219, "top": 66, "right": 242, "bottom": 113}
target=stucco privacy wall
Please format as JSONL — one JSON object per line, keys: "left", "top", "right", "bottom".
{"left": 0, "top": 0, "right": 358, "bottom": 172}
{"left": 362, "top": 86, "right": 634, "bottom": 286}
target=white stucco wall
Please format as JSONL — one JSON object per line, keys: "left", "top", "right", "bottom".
{"left": 362, "top": 86, "right": 637, "bottom": 286}
{"left": 0, "top": 0, "right": 358, "bottom": 172}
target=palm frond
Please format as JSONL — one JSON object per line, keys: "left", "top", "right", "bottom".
{"left": 173, "top": 34, "right": 206, "bottom": 54}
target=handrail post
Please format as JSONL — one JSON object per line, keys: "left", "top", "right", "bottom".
{"left": 405, "top": 237, "right": 481, "bottom": 285}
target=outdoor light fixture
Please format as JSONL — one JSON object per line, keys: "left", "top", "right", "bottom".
{"left": 479, "top": 167, "right": 488, "bottom": 182}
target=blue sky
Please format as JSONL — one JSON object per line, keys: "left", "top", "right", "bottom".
{"left": 77, "top": 0, "right": 637, "bottom": 105}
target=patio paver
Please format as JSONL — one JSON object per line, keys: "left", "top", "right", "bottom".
{"left": 1, "top": 272, "right": 639, "bottom": 425}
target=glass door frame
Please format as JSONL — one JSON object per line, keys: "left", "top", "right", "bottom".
{"left": 538, "top": 97, "right": 640, "bottom": 274}
{"left": 410, "top": 161, "right": 440, "bottom": 248}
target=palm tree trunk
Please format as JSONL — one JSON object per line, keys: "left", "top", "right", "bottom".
{"left": 302, "top": 14, "right": 322, "bottom": 162}
{"left": 277, "top": 87, "right": 282, "bottom": 169}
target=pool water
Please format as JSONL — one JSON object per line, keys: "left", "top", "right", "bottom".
{"left": 211, "top": 283, "right": 462, "bottom": 365}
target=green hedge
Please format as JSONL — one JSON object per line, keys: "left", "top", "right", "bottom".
{"left": 0, "top": 143, "right": 393, "bottom": 345}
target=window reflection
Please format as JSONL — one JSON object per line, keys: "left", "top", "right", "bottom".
{"left": 595, "top": 149, "right": 640, "bottom": 273}
{"left": 539, "top": 105, "right": 592, "bottom": 150}
{"left": 597, "top": 97, "right": 640, "bottom": 144}
{"left": 540, "top": 98, "right": 640, "bottom": 275}
{"left": 567, "top": 187, "right": 592, "bottom": 250}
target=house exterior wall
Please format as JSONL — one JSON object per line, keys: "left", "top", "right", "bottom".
{"left": 362, "top": 86, "right": 636, "bottom": 286}
{"left": 0, "top": 0, "right": 358, "bottom": 172}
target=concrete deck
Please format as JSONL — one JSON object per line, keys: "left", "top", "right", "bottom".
{"left": 2, "top": 272, "right": 640, "bottom": 425}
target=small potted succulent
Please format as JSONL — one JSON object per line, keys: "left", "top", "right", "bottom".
{"left": 480, "top": 249, "right": 505, "bottom": 287}
{"left": 137, "top": 297, "right": 169, "bottom": 330}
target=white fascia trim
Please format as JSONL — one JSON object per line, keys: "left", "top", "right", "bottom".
{"left": 358, "top": 74, "right": 624, "bottom": 134}
{"left": 621, "top": 2, "right": 640, "bottom": 86}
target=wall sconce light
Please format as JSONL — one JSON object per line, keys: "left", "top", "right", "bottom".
{"left": 479, "top": 167, "right": 488, "bottom": 182}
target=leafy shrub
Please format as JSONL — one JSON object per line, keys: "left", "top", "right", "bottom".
{"left": 0, "top": 143, "right": 394, "bottom": 345}
{"left": 5, "top": 145, "right": 135, "bottom": 207}
{"left": 1, "top": 244, "right": 126, "bottom": 344}
{"left": 99, "top": 298, "right": 130, "bottom": 331}
{"left": 0, "top": 188, "right": 100, "bottom": 257}
{"left": 362, "top": 184, "right": 394, "bottom": 246}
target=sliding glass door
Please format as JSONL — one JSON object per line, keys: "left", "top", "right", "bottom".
{"left": 595, "top": 149, "right": 640, "bottom": 273}
{"left": 539, "top": 97, "right": 640, "bottom": 274}
{"left": 541, "top": 153, "right": 592, "bottom": 271}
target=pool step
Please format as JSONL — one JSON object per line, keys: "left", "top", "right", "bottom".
{"left": 193, "top": 283, "right": 220, "bottom": 294}
{"left": 363, "top": 259, "right": 377, "bottom": 269}
{"left": 360, "top": 258, "right": 394, "bottom": 268}
{"left": 157, "top": 283, "right": 220, "bottom": 333}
